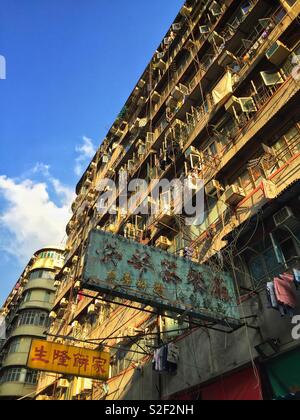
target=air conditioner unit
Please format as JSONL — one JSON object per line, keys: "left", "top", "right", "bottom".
{"left": 72, "top": 256, "right": 79, "bottom": 264}
{"left": 218, "top": 50, "right": 237, "bottom": 67}
{"left": 54, "top": 281, "right": 61, "bottom": 288}
{"left": 137, "top": 96, "right": 146, "bottom": 107}
{"left": 74, "top": 281, "right": 81, "bottom": 290}
{"left": 180, "top": 5, "right": 192, "bottom": 17}
{"left": 57, "top": 379, "right": 70, "bottom": 389}
{"left": 155, "top": 236, "right": 172, "bottom": 250}
{"left": 260, "top": 71, "right": 285, "bottom": 87}
{"left": 85, "top": 179, "right": 92, "bottom": 189}
{"left": 63, "top": 267, "right": 71, "bottom": 275}
{"left": 49, "top": 311, "right": 57, "bottom": 320}
{"left": 238, "top": 97, "right": 257, "bottom": 113}
{"left": 72, "top": 321, "right": 81, "bottom": 329}
{"left": 102, "top": 153, "right": 109, "bottom": 164}
{"left": 156, "top": 51, "right": 165, "bottom": 60}
{"left": 60, "top": 298, "right": 69, "bottom": 308}
{"left": 110, "top": 125, "right": 118, "bottom": 135}
{"left": 82, "top": 379, "right": 93, "bottom": 392}
{"left": 166, "top": 95, "right": 178, "bottom": 108}
{"left": 209, "top": 1, "right": 223, "bottom": 16}
{"left": 129, "top": 123, "right": 139, "bottom": 135}
{"left": 172, "top": 23, "right": 182, "bottom": 31}
{"left": 185, "top": 146, "right": 201, "bottom": 158}
{"left": 266, "top": 41, "right": 291, "bottom": 66}
{"left": 151, "top": 91, "right": 161, "bottom": 103}
{"left": 223, "top": 185, "right": 246, "bottom": 206}
{"left": 157, "top": 59, "right": 166, "bottom": 71}
{"left": 199, "top": 25, "right": 210, "bottom": 34}
{"left": 185, "top": 39, "right": 196, "bottom": 50}
{"left": 115, "top": 128, "right": 124, "bottom": 138}
{"left": 225, "top": 96, "right": 257, "bottom": 115}
{"left": 172, "top": 118, "right": 186, "bottom": 133}
{"left": 138, "top": 79, "right": 146, "bottom": 89}
{"left": 133, "top": 86, "right": 140, "bottom": 96}
{"left": 146, "top": 132, "right": 155, "bottom": 145}
{"left": 205, "top": 179, "right": 224, "bottom": 196}
{"left": 86, "top": 193, "right": 94, "bottom": 203}
{"left": 273, "top": 207, "right": 297, "bottom": 228}
{"left": 208, "top": 31, "right": 225, "bottom": 46}
{"left": 88, "top": 304, "right": 96, "bottom": 315}
{"left": 95, "top": 299, "right": 103, "bottom": 308}
{"left": 172, "top": 84, "right": 189, "bottom": 100}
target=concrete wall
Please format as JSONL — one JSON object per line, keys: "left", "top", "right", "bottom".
{"left": 105, "top": 289, "right": 300, "bottom": 400}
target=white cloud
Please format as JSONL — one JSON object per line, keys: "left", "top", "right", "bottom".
{"left": 75, "top": 136, "right": 97, "bottom": 176}
{"left": 0, "top": 169, "right": 75, "bottom": 263}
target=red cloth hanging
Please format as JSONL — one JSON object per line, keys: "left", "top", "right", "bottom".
{"left": 201, "top": 367, "right": 263, "bottom": 401}
{"left": 274, "top": 275, "right": 297, "bottom": 309}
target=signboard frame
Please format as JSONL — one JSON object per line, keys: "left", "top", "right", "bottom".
{"left": 82, "top": 230, "right": 240, "bottom": 328}
{"left": 27, "top": 339, "right": 110, "bottom": 381}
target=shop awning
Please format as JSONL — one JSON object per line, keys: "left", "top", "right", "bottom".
{"left": 266, "top": 348, "right": 300, "bottom": 398}
{"left": 201, "top": 367, "right": 262, "bottom": 401}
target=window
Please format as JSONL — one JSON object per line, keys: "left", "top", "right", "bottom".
{"left": 0, "top": 368, "right": 38, "bottom": 385}
{"left": 29, "top": 270, "right": 55, "bottom": 281}
{"left": 44, "top": 291, "right": 52, "bottom": 304}
{"left": 273, "top": 125, "right": 300, "bottom": 163}
{"left": 285, "top": 127, "right": 300, "bottom": 154}
{"left": 23, "top": 291, "right": 32, "bottom": 303}
{"left": 8, "top": 338, "right": 21, "bottom": 354}
{"left": 17, "top": 310, "right": 49, "bottom": 328}
{"left": 25, "top": 370, "right": 39, "bottom": 385}
{"left": 0, "top": 368, "right": 22, "bottom": 384}
{"left": 38, "top": 312, "right": 49, "bottom": 327}
{"left": 281, "top": 238, "right": 298, "bottom": 262}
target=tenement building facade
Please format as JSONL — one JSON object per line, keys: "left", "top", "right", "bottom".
{"left": 0, "top": 248, "right": 64, "bottom": 399}
{"left": 36, "top": 0, "right": 300, "bottom": 400}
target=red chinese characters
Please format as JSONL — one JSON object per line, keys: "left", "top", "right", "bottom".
{"left": 92, "top": 357, "right": 107, "bottom": 375}
{"left": 53, "top": 350, "right": 71, "bottom": 367}
{"left": 31, "top": 345, "right": 50, "bottom": 364}
{"left": 73, "top": 354, "right": 90, "bottom": 372}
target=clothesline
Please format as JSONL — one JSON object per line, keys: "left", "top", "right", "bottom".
{"left": 266, "top": 268, "right": 300, "bottom": 319}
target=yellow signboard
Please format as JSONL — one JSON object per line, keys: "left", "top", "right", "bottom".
{"left": 27, "top": 339, "right": 110, "bottom": 381}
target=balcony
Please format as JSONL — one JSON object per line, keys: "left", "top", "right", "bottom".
{"left": 19, "top": 300, "right": 52, "bottom": 312}
{"left": 53, "top": 277, "right": 74, "bottom": 307}
{"left": 0, "top": 382, "right": 37, "bottom": 399}
{"left": 24, "top": 279, "right": 55, "bottom": 293}
{"left": 10, "top": 325, "right": 46, "bottom": 340}
{"left": 198, "top": 134, "right": 300, "bottom": 262}
{"left": 1, "top": 352, "right": 29, "bottom": 369}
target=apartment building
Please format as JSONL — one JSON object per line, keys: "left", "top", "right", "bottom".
{"left": 36, "top": 0, "right": 300, "bottom": 400}
{"left": 0, "top": 248, "right": 64, "bottom": 399}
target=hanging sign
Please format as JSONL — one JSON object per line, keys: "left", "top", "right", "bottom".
{"left": 82, "top": 230, "right": 240, "bottom": 326}
{"left": 27, "top": 339, "right": 110, "bottom": 381}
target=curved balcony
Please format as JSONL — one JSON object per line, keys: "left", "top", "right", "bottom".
{"left": 1, "top": 352, "right": 29, "bottom": 368}
{"left": 24, "top": 279, "right": 55, "bottom": 293}
{"left": 0, "top": 382, "right": 37, "bottom": 399}
{"left": 19, "top": 300, "right": 52, "bottom": 312}
{"left": 10, "top": 325, "right": 46, "bottom": 340}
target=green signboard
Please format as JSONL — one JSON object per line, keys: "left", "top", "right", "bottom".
{"left": 82, "top": 230, "right": 240, "bottom": 326}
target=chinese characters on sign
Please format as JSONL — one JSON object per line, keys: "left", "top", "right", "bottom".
{"left": 83, "top": 230, "right": 240, "bottom": 327}
{"left": 27, "top": 340, "right": 110, "bottom": 380}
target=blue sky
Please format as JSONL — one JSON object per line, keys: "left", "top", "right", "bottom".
{"left": 0, "top": 0, "right": 183, "bottom": 305}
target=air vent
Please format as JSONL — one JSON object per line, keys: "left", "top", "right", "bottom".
{"left": 273, "top": 207, "right": 299, "bottom": 229}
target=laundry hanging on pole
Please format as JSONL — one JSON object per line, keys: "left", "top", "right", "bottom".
{"left": 212, "top": 71, "right": 233, "bottom": 105}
